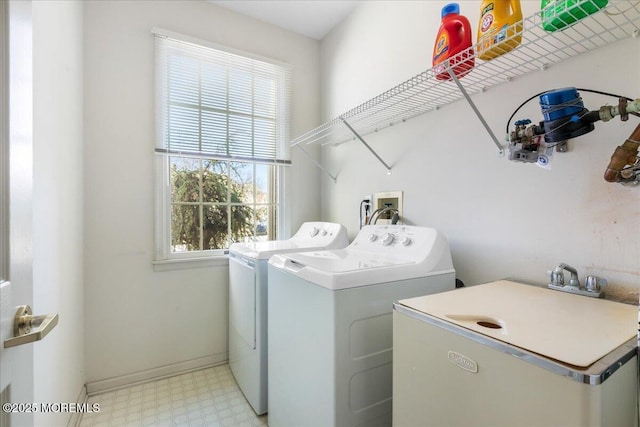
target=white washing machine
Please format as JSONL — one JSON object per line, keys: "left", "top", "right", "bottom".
{"left": 228, "top": 222, "right": 349, "bottom": 415}
{"left": 393, "top": 280, "right": 638, "bottom": 427}
{"left": 267, "top": 225, "right": 456, "bottom": 427}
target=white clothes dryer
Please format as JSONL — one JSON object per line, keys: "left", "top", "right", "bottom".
{"left": 267, "top": 224, "right": 456, "bottom": 427}
{"left": 228, "top": 222, "right": 348, "bottom": 415}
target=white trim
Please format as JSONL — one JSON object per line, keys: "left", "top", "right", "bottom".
{"left": 68, "top": 385, "right": 88, "bottom": 427}
{"left": 151, "top": 27, "right": 291, "bottom": 70}
{"left": 85, "top": 354, "right": 227, "bottom": 395}
{"left": 152, "top": 255, "right": 229, "bottom": 272}
{"left": 277, "top": 161, "right": 289, "bottom": 239}
{"left": 154, "top": 153, "right": 170, "bottom": 261}
{"left": 0, "top": 0, "right": 8, "bottom": 282}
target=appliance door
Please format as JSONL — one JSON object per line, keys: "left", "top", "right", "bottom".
{"left": 229, "top": 253, "right": 256, "bottom": 349}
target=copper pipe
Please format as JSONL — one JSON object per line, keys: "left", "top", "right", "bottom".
{"left": 604, "top": 123, "right": 640, "bottom": 182}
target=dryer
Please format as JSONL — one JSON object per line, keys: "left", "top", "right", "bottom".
{"left": 267, "top": 225, "right": 456, "bottom": 427}
{"left": 228, "top": 222, "right": 348, "bottom": 415}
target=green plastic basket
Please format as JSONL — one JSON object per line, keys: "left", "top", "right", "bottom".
{"left": 541, "top": 0, "right": 609, "bottom": 32}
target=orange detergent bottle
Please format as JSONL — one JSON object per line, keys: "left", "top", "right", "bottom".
{"left": 477, "top": 0, "right": 523, "bottom": 61}
{"left": 432, "top": 3, "right": 475, "bottom": 81}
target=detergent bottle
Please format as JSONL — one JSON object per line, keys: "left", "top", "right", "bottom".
{"left": 432, "top": 3, "right": 474, "bottom": 81}
{"left": 541, "top": 0, "right": 608, "bottom": 32}
{"left": 477, "top": 0, "right": 523, "bottom": 61}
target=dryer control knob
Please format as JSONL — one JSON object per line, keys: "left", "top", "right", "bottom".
{"left": 401, "top": 236, "right": 412, "bottom": 246}
{"left": 309, "top": 227, "right": 319, "bottom": 237}
{"left": 320, "top": 229, "right": 328, "bottom": 236}
{"left": 368, "top": 233, "right": 378, "bottom": 242}
{"left": 381, "top": 233, "right": 394, "bottom": 246}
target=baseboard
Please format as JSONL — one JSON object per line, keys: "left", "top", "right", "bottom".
{"left": 68, "top": 384, "right": 87, "bottom": 427}
{"left": 85, "top": 353, "right": 227, "bottom": 395}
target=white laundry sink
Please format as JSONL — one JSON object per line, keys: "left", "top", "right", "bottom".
{"left": 397, "top": 279, "right": 637, "bottom": 368}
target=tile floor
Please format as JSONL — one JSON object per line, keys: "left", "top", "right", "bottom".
{"left": 79, "top": 364, "right": 268, "bottom": 427}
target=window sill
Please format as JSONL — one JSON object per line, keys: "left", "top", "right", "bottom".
{"left": 152, "top": 255, "right": 229, "bottom": 272}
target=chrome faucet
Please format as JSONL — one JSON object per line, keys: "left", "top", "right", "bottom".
{"left": 548, "top": 263, "right": 604, "bottom": 298}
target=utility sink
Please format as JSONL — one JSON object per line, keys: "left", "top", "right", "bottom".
{"left": 397, "top": 280, "right": 637, "bottom": 368}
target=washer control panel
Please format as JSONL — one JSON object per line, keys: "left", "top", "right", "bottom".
{"left": 364, "top": 227, "right": 416, "bottom": 248}
{"left": 351, "top": 225, "right": 442, "bottom": 259}
{"left": 292, "top": 222, "right": 349, "bottom": 246}
{"left": 380, "top": 233, "right": 395, "bottom": 246}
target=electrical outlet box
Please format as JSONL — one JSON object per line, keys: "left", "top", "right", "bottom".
{"left": 372, "top": 191, "right": 403, "bottom": 225}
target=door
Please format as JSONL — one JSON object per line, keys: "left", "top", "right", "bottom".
{"left": 0, "top": 1, "right": 36, "bottom": 426}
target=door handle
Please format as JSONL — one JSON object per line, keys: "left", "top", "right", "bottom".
{"left": 4, "top": 305, "right": 59, "bottom": 348}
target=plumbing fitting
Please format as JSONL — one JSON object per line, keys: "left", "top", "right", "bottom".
{"left": 604, "top": 123, "right": 640, "bottom": 184}
{"left": 547, "top": 263, "right": 604, "bottom": 298}
{"left": 369, "top": 207, "right": 400, "bottom": 225}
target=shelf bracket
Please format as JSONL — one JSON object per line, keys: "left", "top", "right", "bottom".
{"left": 340, "top": 118, "right": 392, "bottom": 175}
{"left": 445, "top": 64, "right": 505, "bottom": 156}
{"left": 294, "top": 144, "right": 338, "bottom": 183}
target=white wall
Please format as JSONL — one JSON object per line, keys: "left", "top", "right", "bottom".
{"left": 320, "top": 1, "right": 640, "bottom": 300}
{"left": 83, "top": 1, "right": 321, "bottom": 386}
{"left": 32, "top": 1, "right": 85, "bottom": 425}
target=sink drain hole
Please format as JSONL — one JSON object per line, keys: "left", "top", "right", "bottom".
{"left": 477, "top": 321, "right": 502, "bottom": 329}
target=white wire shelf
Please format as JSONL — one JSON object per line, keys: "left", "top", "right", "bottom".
{"left": 290, "top": 0, "right": 640, "bottom": 152}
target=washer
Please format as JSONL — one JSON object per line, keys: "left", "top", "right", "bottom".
{"left": 393, "top": 280, "right": 638, "bottom": 427}
{"left": 228, "top": 222, "right": 349, "bottom": 415}
{"left": 267, "top": 225, "right": 456, "bottom": 427}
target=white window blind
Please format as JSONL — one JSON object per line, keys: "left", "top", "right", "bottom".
{"left": 154, "top": 30, "right": 291, "bottom": 165}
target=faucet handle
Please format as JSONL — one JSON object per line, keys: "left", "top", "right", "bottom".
{"left": 548, "top": 269, "right": 564, "bottom": 286}
{"left": 585, "top": 275, "right": 607, "bottom": 293}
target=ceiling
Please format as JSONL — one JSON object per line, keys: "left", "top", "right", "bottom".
{"left": 209, "top": 1, "right": 361, "bottom": 40}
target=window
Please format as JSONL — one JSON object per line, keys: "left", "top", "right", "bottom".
{"left": 154, "top": 30, "right": 291, "bottom": 260}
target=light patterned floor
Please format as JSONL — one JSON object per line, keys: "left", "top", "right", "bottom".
{"left": 79, "top": 364, "right": 268, "bottom": 427}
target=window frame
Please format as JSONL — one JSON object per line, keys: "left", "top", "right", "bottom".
{"left": 153, "top": 29, "right": 291, "bottom": 264}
